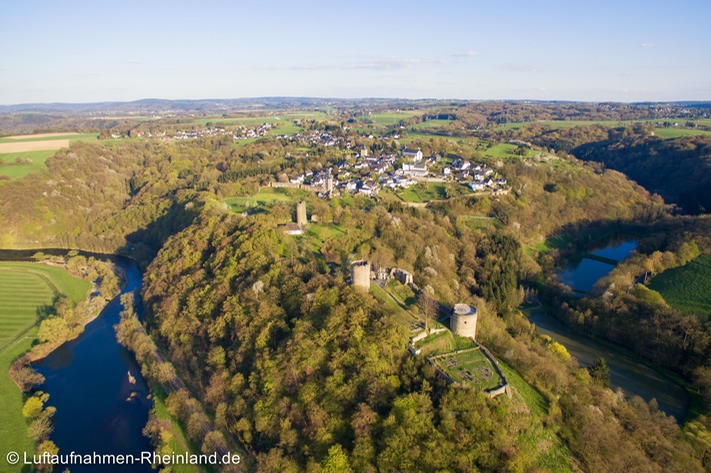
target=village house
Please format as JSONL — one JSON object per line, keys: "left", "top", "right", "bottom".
{"left": 281, "top": 223, "right": 304, "bottom": 236}
{"left": 403, "top": 148, "right": 424, "bottom": 162}
{"left": 402, "top": 162, "right": 428, "bottom": 178}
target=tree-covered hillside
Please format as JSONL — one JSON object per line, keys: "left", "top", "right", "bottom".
{"left": 572, "top": 133, "right": 711, "bottom": 214}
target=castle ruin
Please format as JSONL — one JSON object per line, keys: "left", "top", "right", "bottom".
{"left": 450, "top": 303, "right": 477, "bottom": 340}
{"left": 351, "top": 260, "right": 371, "bottom": 290}
{"left": 296, "top": 201, "right": 307, "bottom": 226}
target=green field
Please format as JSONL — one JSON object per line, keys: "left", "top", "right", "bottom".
{"left": 484, "top": 142, "right": 532, "bottom": 158}
{"left": 386, "top": 279, "right": 416, "bottom": 306}
{"left": 0, "top": 263, "right": 89, "bottom": 350}
{"left": 392, "top": 182, "right": 475, "bottom": 203}
{"left": 459, "top": 215, "right": 499, "bottom": 233}
{"left": 194, "top": 111, "right": 328, "bottom": 127}
{"left": 0, "top": 133, "right": 98, "bottom": 144}
{"left": 499, "top": 361, "right": 575, "bottom": 470}
{"left": 648, "top": 254, "right": 711, "bottom": 316}
{"left": 151, "top": 390, "right": 200, "bottom": 473}
{"left": 495, "top": 119, "right": 711, "bottom": 140}
{"left": 0, "top": 263, "right": 89, "bottom": 471}
{"left": 413, "top": 119, "right": 455, "bottom": 129}
{"left": 0, "top": 150, "right": 57, "bottom": 179}
{"left": 0, "top": 134, "right": 99, "bottom": 179}
{"left": 370, "top": 284, "right": 420, "bottom": 330}
{"left": 652, "top": 127, "right": 711, "bottom": 139}
{"left": 416, "top": 330, "right": 475, "bottom": 357}
{"left": 531, "top": 234, "right": 573, "bottom": 255}
{"left": 0, "top": 328, "right": 38, "bottom": 471}
{"left": 364, "top": 111, "right": 421, "bottom": 126}
{"left": 307, "top": 223, "right": 346, "bottom": 243}
{"left": 224, "top": 188, "right": 310, "bottom": 213}
{"left": 394, "top": 182, "right": 446, "bottom": 203}
{"left": 496, "top": 119, "right": 642, "bottom": 130}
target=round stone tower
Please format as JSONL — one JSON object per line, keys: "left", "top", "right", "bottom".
{"left": 351, "top": 260, "right": 371, "bottom": 290}
{"left": 450, "top": 303, "right": 477, "bottom": 340}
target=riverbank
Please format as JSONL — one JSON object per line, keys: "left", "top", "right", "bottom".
{"left": 31, "top": 256, "right": 155, "bottom": 472}
{"left": 14, "top": 256, "right": 123, "bottom": 365}
{"left": 526, "top": 304, "right": 691, "bottom": 421}
{"left": 0, "top": 258, "right": 99, "bottom": 473}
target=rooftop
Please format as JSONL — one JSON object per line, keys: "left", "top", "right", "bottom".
{"left": 453, "top": 303, "right": 477, "bottom": 316}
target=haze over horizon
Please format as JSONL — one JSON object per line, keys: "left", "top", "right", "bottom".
{"left": 1, "top": 0, "right": 710, "bottom": 105}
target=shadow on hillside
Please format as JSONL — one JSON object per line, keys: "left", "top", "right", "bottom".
{"left": 120, "top": 201, "right": 200, "bottom": 268}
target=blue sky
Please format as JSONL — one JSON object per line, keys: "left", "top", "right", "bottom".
{"left": 1, "top": 0, "right": 709, "bottom": 104}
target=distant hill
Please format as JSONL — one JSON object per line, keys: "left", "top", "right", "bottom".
{"left": 0, "top": 97, "right": 435, "bottom": 115}
{"left": 1, "top": 98, "right": 709, "bottom": 115}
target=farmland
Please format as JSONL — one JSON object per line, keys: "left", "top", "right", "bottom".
{"left": 412, "top": 119, "right": 454, "bottom": 129}
{"left": 362, "top": 111, "right": 422, "bottom": 126}
{"left": 0, "top": 262, "right": 89, "bottom": 351}
{"left": 0, "top": 262, "right": 90, "bottom": 467}
{"left": 495, "top": 119, "right": 711, "bottom": 140}
{"left": 651, "top": 127, "right": 711, "bottom": 139}
{"left": 648, "top": 254, "right": 711, "bottom": 316}
{"left": 193, "top": 111, "right": 327, "bottom": 127}
{"left": 0, "top": 133, "right": 98, "bottom": 145}
{"left": 496, "top": 119, "right": 637, "bottom": 130}
{"left": 0, "top": 133, "right": 99, "bottom": 179}
{"left": 0, "top": 150, "right": 57, "bottom": 179}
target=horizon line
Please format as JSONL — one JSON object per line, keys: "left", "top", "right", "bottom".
{"left": 1, "top": 96, "right": 711, "bottom": 108}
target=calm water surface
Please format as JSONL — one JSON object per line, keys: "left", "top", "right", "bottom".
{"left": 547, "top": 239, "right": 688, "bottom": 420}
{"left": 529, "top": 310, "right": 688, "bottom": 421}
{"left": 33, "top": 257, "right": 153, "bottom": 472}
{"left": 557, "top": 239, "right": 638, "bottom": 292}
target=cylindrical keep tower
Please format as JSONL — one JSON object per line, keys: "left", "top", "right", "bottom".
{"left": 351, "top": 260, "right": 371, "bottom": 290}
{"left": 296, "top": 201, "right": 307, "bottom": 225}
{"left": 450, "top": 303, "right": 477, "bottom": 340}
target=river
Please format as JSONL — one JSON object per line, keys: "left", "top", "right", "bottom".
{"left": 544, "top": 238, "right": 689, "bottom": 420}
{"left": 557, "top": 239, "right": 638, "bottom": 292}
{"left": 0, "top": 250, "right": 153, "bottom": 472}
{"left": 529, "top": 310, "right": 688, "bottom": 420}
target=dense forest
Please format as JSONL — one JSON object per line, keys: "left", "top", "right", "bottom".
{"left": 140, "top": 209, "right": 700, "bottom": 472}
{"left": 572, "top": 134, "right": 711, "bottom": 214}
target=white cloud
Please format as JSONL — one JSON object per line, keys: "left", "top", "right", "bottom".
{"left": 640, "top": 43, "right": 657, "bottom": 48}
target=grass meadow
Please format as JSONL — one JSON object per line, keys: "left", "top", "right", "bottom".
{"left": 652, "top": 127, "right": 711, "bottom": 139}
{"left": 0, "top": 150, "right": 57, "bottom": 179}
{"left": 499, "top": 360, "right": 576, "bottom": 471}
{"left": 648, "top": 254, "right": 711, "bottom": 316}
{"left": 224, "top": 188, "right": 310, "bottom": 213}
{"left": 0, "top": 263, "right": 89, "bottom": 468}
{"left": 412, "top": 119, "right": 454, "bottom": 129}
{"left": 495, "top": 119, "right": 710, "bottom": 140}
{"left": 0, "top": 133, "right": 98, "bottom": 179}
{"left": 394, "top": 182, "right": 446, "bottom": 203}
{"left": 363, "top": 111, "right": 421, "bottom": 126}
